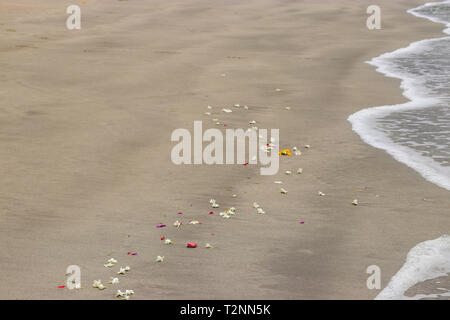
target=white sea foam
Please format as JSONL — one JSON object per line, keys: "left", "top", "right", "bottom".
{"left": 376, "top": 235, "right": 450, "bottom": 300}
{"left": 349, "top": 1, "right": 450, "bottom": 300}
{"left": 409, "top": 0, "right": 450, "bottom": 35}
{"left": 348, "top": 0, "right": 450, "bottom": 190}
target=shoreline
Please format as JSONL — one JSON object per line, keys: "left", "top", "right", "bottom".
{"left": 0, "top": 0, "right": 449, "bottom": 299}
{"left": 349, "top": 0, "right": 450, "bottom": 191}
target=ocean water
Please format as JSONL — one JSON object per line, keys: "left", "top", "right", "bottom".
{"left": 348, "top": 0, "right": 450, "bottom": 190}
{"left": 348, "top": 0, "right": 450, "bottom": 299}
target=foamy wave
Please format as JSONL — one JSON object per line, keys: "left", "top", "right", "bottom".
{"left": 349, "top": 0, "right": 450, "bottom": 300}
{"left": 348, "top": 0, "right": 450, "bottom": 190}
{"left": 409, "top": 0, "right": 450, "bottom": 35}
{"left": 348, "top": 100, "right": 450, "bottom": 190}
{"left": 375, "top": 235, "right": 450, "bottom": 300}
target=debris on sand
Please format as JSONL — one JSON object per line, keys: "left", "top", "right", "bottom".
{"left": 210, "top": 199, "right": 220, "bottom": 208}
{"left": 352, "top": 199, "right": 359, "bottom": 206}
{"left": 252, "top": 202, "right": 265, "bottom": 214}
{"left": 117, "top": 266, "right": 131, "bottom": 275}
{"left": 292, "top": 146, "right": 302, "bottom": 156}
{"left": 92, "top": 280, "right": 106, "bottom": 290}
{"left": 116, "top": 289, "right": 134, "bottom": 300}
{"left": 104, "top": 258, "right": 118, "bottom": 267}
{"left": 280, "top": 188, "right": 288, "bottom": 194}
{"left": 156, "top": 256, "right": 164, "bottom": 262}
{"left": 186, "top": 242, "right": 198, "bottom": 248}
{"left": 219, "top": 207, "right": 236, "bottom": 219}
{"left": 279, "top": 149, "right": 291, "bottom": 156}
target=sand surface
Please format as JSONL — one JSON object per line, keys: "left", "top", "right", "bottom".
{"left": 0, "top": 0, "right": 449, "bottom": 299}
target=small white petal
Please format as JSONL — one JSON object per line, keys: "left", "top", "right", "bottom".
{"left": 109, "top": 277, "right": 119, "bottom": 284}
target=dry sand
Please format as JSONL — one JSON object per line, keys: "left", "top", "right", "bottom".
{"left": 0, "top": 0, "right": 449, "bottom": 299}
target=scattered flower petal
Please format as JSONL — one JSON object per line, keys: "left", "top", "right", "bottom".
{"left": 279, "top": 149, "right": 291, "bottom": 156}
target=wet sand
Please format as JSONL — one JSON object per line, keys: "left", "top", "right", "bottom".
{"left": 0, "top": 0, "right": 449, "bottom": 299}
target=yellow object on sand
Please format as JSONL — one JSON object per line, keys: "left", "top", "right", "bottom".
{"left": 279, "top": 149, "right": 292, "bottom": 156}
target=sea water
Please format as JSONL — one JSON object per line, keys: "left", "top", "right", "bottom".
{"left": 348, "top": 0, "right": 450, "bottom": 299}
{"left": 348, "top": 0, "right": 450, "bottom": 190}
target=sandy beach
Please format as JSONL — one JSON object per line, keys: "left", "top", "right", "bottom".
{"left": 0, "top": 0, "right": 449, "bottom": 299}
